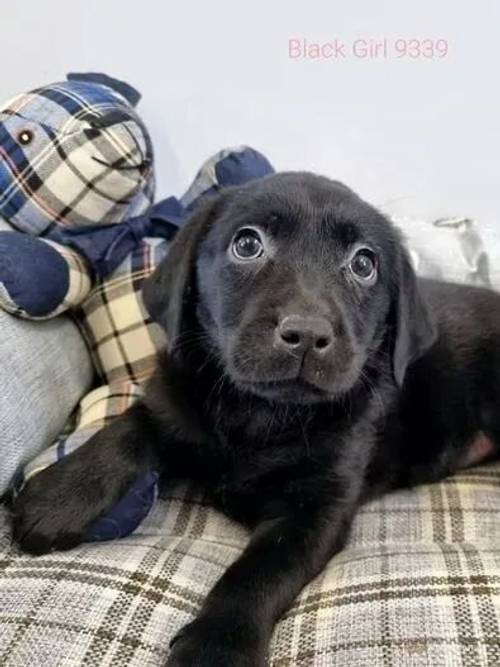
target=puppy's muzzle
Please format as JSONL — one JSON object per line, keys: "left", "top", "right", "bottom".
{"left": 275, "top": 314, "right": 333, "bottom": 356}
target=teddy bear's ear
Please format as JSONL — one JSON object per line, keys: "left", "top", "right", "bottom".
{"left": 67, "top": 72, "right": 141, "bottom": 107}
{"left": 142, "top": 194, "right": 223, "bottom": 358}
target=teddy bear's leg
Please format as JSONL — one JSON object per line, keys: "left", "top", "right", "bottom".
{"left": 9, "top": 381, "right": 162, "bottom": 554}
{"left": 10, "top": 400, "right": 162, "bottom": 554}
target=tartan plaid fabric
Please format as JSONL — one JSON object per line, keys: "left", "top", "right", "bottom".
{"left": 42, "top": 240, "right": 92, "bottom": 314}
{"left": 15, "top": 381, "right": 143, "bottom": 492}
{"left": 1, "top": 463, "right": 500, "bottom": 666}
{"left": 0, "top": 77, "right": 154, "bottom": 237}
{"left": 76, "top": 237, "right": 168, "bottom": 385}
{"left": 76, "top": 381, "right": 143, "bottom": 430}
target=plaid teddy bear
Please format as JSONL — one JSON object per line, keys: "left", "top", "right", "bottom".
{"left": 0, "top": 72, "right": 161, "bottom": 318}
{"left": 0, "top": 75, "right": 274, "bottom": 541}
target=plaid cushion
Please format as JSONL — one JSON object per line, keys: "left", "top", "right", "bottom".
{"left": 76, "top": 237, "right": 168, "bottom": 385}
{"left": 0, "top": 77, "right": 154, "bottom": 236}
{"left": 1, "top": 462, "right": 500, "bottom": 665}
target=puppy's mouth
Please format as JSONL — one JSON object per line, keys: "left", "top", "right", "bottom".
{"left": 236, "top": 377, "right": 333, "bottom": 403}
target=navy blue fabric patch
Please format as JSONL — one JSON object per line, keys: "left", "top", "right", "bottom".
{"left": 87, "top": 471, "right": 159, "bottom": 541}
{"left": 215, "top": 148, "right": 274, "bottom": 186}
{"left": 67, "top": 72, "right": 141, "bottom": 107}
{"left": 184, "top": 147, "right": 275, "bottom": 214}
{"left": 0, "top": 232, "right": 69, "bottom": 316}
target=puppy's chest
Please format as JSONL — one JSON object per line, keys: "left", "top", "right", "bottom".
{"left": 209, "top": 451, "right": 326, "bottom": 525}
{"left": 205, "top": 418, "right": 349, "bottom": 521}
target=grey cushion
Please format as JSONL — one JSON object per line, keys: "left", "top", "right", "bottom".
{"left": 0, "top": 309, "right": 93, "bottom": 493}
{"left": 394, "top": 216, "right": 500, "bottom": 290}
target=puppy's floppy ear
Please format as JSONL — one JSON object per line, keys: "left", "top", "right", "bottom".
{"left": 142, "top": 194, "right": 222, "bottom": 354}
{"left": 392, "top": 250, "right": 436, "bottom": 386}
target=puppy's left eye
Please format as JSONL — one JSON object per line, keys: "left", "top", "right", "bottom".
{"left": 231, "top": 229, "right": 264, "bottom": 261}
{"left": 349, "top": 248, "right": 377, "bottom": 282}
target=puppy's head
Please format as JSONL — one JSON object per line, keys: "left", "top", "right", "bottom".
{"left": 144, "top": 173, "right": 435, "bottom": 403}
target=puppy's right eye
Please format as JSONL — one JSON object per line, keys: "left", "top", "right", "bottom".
{"left": 349, "top": 247, "right": 378, "bottom": 283}
{"left": 231, "top": 229, "right": 264, "bottom": 261}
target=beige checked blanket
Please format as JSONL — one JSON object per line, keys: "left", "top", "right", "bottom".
{"left": 1, "top": 462, "right": 500, "bottom": 666}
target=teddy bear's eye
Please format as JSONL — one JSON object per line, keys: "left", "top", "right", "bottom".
{"left": 17, "top": 130, "right": 34, "bottom": 146}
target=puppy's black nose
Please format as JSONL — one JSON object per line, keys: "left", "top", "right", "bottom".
{"left": 276, "top": 315, "right": 333, "bottom": 353}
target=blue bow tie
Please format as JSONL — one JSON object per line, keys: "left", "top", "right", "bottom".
{"left": 49, "top": 196, "right": 186, "bottom": 279}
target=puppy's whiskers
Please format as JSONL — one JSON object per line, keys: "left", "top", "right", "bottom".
{"left": 297, "top": 410, "right": 312, "bottom": 458}
{"left": 359, "top": 369, "right": 386, "bottom": 417}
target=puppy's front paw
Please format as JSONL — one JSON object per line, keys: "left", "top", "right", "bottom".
{"left": 167, "top": 616, "right": 267, "bottom": 667}
{"left": 11, "top": 464, "right": 99, "bottom": 555}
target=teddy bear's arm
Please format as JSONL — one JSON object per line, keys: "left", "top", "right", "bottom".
{"left": 0, "top": 231, "right": 93, "bottom": 319}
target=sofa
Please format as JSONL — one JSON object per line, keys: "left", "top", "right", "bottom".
{"left": 1, "top": 222, "right": 500, "bottom": 666}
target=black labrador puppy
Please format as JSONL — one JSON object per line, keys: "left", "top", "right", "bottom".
{"left": 9, "top": 173, "right": 500, "bottom": 666}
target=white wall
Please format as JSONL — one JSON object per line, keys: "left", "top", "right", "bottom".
{"left": 3, "top": 0, "right": 499, "bottom": 228}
